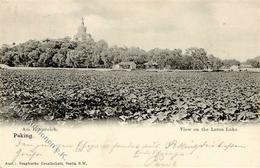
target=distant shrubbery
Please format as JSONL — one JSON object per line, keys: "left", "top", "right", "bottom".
{"left": 246, "top": 56, "right": 260, "bottom": 68}
{"left": 0, "top": 37, "right": 251, "bottom": 69}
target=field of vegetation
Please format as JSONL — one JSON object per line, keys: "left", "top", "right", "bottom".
{"left": 0, "top": 69, "right": 259, "bottom": 124}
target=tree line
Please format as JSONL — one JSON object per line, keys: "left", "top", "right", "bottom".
{"left": 245, "top": 56, "right": 260, "bottom": 68}
{"left": 1, "top": 36, "right": 256, "bottom": 70}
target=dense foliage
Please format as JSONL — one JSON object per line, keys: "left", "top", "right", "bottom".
{"left": 246, "top": 56, "right": 260, "bottom": 68}
{"left": 0, "top": 69, "right": 259, "bottom": 123}
{"left": 222, "top": 59, "right": 241, "bottom": 67}
{"left": 0, "top": 37, "right": 228, "bottom": 70}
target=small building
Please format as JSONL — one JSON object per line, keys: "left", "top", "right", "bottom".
{"left": 0, "top": 64, "right": 10, "bottom": 69}
{"left": 203, "top": 68, "right": 213, "bottom": 72}
{"left": 219, "top": 66, "right": 230, "bottom": 71}
{"left": 144, "top": 61, "right": 158, "bottom": 69}
{"left": 113, "top": 61, "right": 136, "bottom": 70}
{"left": 112, "top": 64, "right": 120, "bottom": 69}
{"left": 163, "top": 65, "right": 172, "bottom": 71}
{"left": 229, "top": 65, "right": 240, "bottom": 71}
{"left": 240, "top": 64, "right": 253, "bottom": 71}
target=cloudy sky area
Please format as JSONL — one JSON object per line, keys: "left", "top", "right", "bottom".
{"left": 0, "top": 0, "right": 259, "bottom": 61}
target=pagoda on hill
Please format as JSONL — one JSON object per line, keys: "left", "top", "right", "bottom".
{"left": 74, "top": 17, "right": 92, "bottom": 41}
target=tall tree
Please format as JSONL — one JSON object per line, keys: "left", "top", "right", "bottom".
{"left": 185, "top": 47, "right": 208, "bottom": 69}
{"left": 208, "top": 54, "right": 223, "bottom": 70}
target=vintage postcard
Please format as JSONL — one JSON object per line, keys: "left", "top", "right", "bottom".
{"left": 0, "top": 0, "right": 259, "bottom": 167}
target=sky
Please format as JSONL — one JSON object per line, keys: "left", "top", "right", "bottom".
{"left": 0, "top": 0, "right": 259, "bottom": 61}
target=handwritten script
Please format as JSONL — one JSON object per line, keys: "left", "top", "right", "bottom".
{"left": 9, "top": 138, "right": 246, "bottom": 167}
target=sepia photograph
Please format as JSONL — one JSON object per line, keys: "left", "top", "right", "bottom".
{"left": 0, "top": 0, "right": 259, "bottom": 125}
{"left": 0, "top": 0, "right": 260, "bottom": 167}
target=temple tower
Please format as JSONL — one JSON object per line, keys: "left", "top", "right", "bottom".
{"left": 74, "top": 17, "right": 88, "bottom": 41}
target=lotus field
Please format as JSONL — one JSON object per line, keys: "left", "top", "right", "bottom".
{"left": 0, "top": 69, "right": 259, "bottom": 123}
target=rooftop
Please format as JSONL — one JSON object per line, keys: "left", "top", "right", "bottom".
{"left": 118, "top": 61, "right": 136, "bottom": 65}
